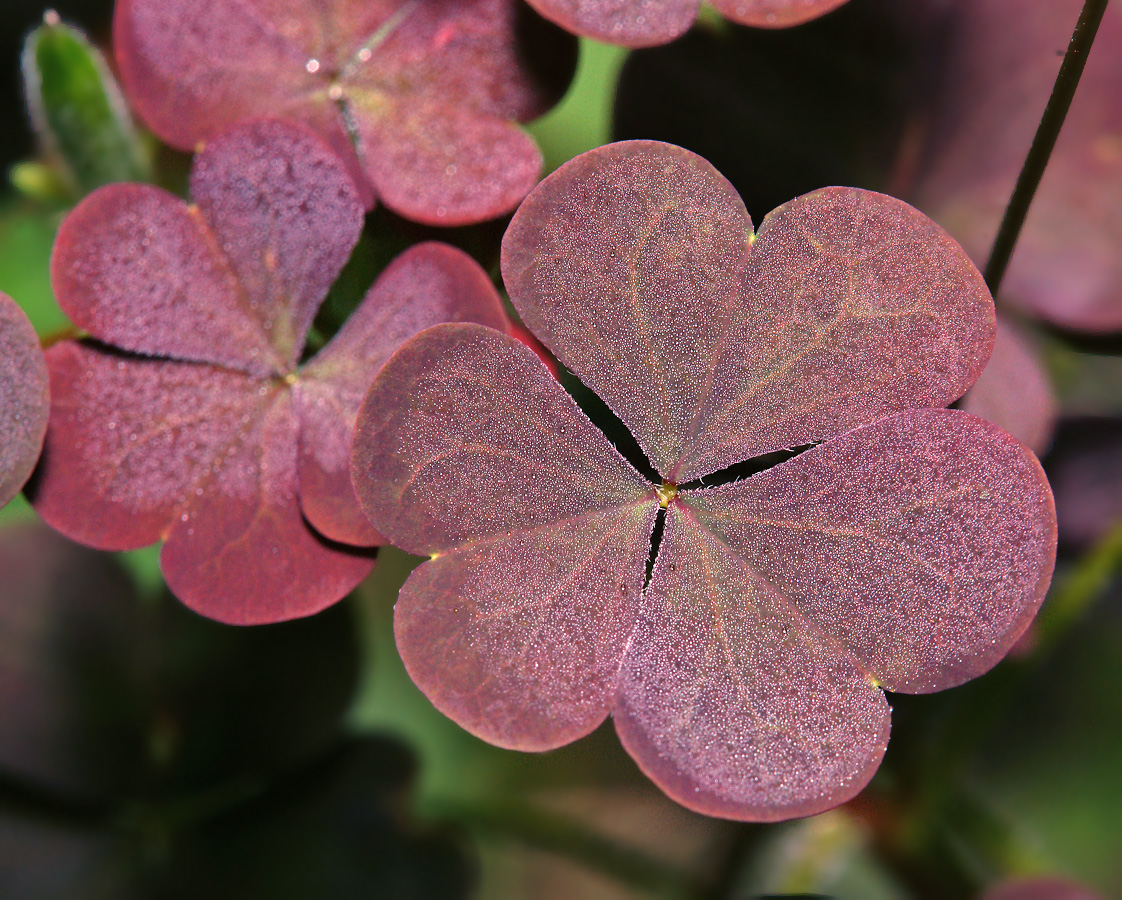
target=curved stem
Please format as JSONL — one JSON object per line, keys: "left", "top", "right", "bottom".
{"left": 983, "top": 0, "right": 1110, "bottom": 295}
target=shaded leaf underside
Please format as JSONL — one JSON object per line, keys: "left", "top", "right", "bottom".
{"left": 114, "top": 0, "right": 575, "bottom": 222}
{"left": 355, "top": 324, "right": 1056, "bottom": 819}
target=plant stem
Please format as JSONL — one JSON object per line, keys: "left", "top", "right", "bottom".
{"left": 983, "top": 0, "right": 1110, "bottom": 295}
{"left": 429, "top": 797, "right": 703, "bottom": 898}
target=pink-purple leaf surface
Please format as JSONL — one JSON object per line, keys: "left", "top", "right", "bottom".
{"left": 113, "top": 0, "right": 576, "bottom": 224}
{"left": 31, "top": 119, "right": 511, "bottom": 624}
{"left": 524, "top": 0, "right": 849, "bottom": 47}
{"left": 0, "top": 293, "right": 49, "bottom": 508}
{"left": 352, "top": 141, "right": 1057, "bottom": 820}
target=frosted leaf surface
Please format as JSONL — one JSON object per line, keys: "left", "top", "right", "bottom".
{"left": 710, "top": 0, "right": 849, "bottom": 29}
{"left": 352, "top": 140, "right": 1058, "bottom": 821}
{"left": 523, "top": 0, "right": 698, "bottom": 48}
{"left": 0, "top": 293, "right": 48, "bottom": 507}
{"left": 614, "top": 503, "right": 890, "bottom": 821}
{"left": 33, "top": 120, "right": 509, "bottom": 622}
{"left": 295, "top": 243, "right": 510, "bottom": 545}
{"left": 114, "top": 0, "right": 576, "bottom": 222}
{"left": 503, "top": 142, "right": 994, "bottom": 482}
{"left": 395, "top": 502, "right": 658, "bottom": 750}
{"left": 684, "top": 410, "right": 1056, "bottom": 692}
{"left": 352, "top": 323, "right": 655, "bottom": 556}
{"left": 524, "top": 0, "right": 850, "bottom": 46}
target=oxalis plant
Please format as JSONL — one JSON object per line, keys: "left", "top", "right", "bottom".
{"left": 1, "top": 0, "right": 1118, "bottom": 895}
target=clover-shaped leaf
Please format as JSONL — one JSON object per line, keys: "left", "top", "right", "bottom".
{"left": 524, "top": 0, "right": 850, "bottom": 48}
{"left": 114, "top": 0, "right": 576, "bottom": 225}
{"left": 0, "top": 292, "right": 48, "bottom": 508}
{"left": 30, "top": 119, "right": 511, "bottom": 624}
{"left": 351, "top": 141, "right": 1057, "bottom": 820}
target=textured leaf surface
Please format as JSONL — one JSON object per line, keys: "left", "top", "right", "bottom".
{"left": 614, "top": 502, "right": 890, "bottom": 820}
{"left": 31, "top": 344, "right": 374, "bottom": 624}
{"left": 295, "top": 243, "right": 510, "bottom": 545}
{"left": 396, "top": 502, "right": 657, "bottom": 750}
{"left": 911, "top": 0, "right": 1122, "bottom": 332}
{"left": 960, "top": 317, "right": 1056, "bottom": 456}
{"left": 35, "top": 119, "right": 505, "bottom": 622}
{"left": 354, "top": 141, "right": 1058, "bottom": 821}
{"left": 0, "top": 293, "right": 48, "bottom": 507}
{"left": 683, "top": 410, "right": 1056, "bottom": 693}
{"left": 352, "top": 323, "right": 655, "bottom": 555}
{"left": 710, "top": 0, "right": 849, "bottom": 29}
{"left": 523, "top": 0, "right": 698, "bottom": 48}
{"left": 503, "top": 141, "right": 994, "bottom": 481}
{"left": 114, "top": 0, "right": 576, "bottom": 222}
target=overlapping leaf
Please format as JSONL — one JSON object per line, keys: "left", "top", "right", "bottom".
{"left": 30, "top": 118, "right": 511, "bottom": 624}
{"left": 114, "top": 0, "right": 576, "bottom": 224}
{"left": 352, "top": 141, "right": 1057, "bottom": 821}
{"left": 524, "top": 0, "right": 849, "bottom": 47}
{"left": 0, "top": 292, "right": 48, "bottom": 508}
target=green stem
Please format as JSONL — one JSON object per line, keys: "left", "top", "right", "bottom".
{"left": 428, "top": 797, "right": 703, "bottom": 898}
{"left": 983, "top": 0, "right": 1110, "bottom": 295}
{"left": 1034, "top": 522, "right": 1122, "bottom": 651}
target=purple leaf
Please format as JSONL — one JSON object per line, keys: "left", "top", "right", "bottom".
{"left": 0, "top": 293, "right": 49, "bottom": 507}
{"left": 522, "top": 0, "right": 698, "bottom": 48}
{"left": 353, "top": 141, "right": 1057, "bottom": 820}
{"left": 296, "top": 243, "right": 510, "bottom": 545}
{"left": 32, "top": 119, "right": 510, "bottom": 623}
{"left": 502, "top": 141, "right": 994, "bottom": 482}
{"left": 524, "top": 0, "right": 849, "bottom": 47}
{"left": 960, "top": 317, "right": 1056, "bottom": 456}
{"left": 709, "top": 0, "right": 850, "bottom": 29}
{"left": 114, "top": 0, "right": 576, "bottom": 224}
{"left": 681, "top": 410, "right": 1055, "bottom": 694}
{"left": 1046, "top": 417, "right": 1122, "bottom": 549}
{"left": 910, "top": 0, "right": 1122, "bottom": 333}
{"left": 614, "top": 501, "right": 890, "bottom": 821}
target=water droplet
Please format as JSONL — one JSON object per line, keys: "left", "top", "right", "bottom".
{"left": 305, "top": 58, "right": 320, "bottom": 74}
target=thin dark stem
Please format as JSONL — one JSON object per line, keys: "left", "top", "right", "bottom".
{"left": 983, "top": 0, "right": 1110, "bottom": 295}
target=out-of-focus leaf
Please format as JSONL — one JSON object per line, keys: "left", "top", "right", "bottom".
{"left": 960, "top": 318, "right": 1056, "bottom": 456}
{"left": 0, "top": 205, "right": 66, "bottom": 336}
{"left": 0, "top": 293, "right": 49, "bottom": 507}
{"left": 1045, "top": 417, "right": 1122, "bottom": 549}
{"left": 982, "top": 877, "right": 1107, "bottom": 900}
{"left": 22, "top": 15, "right": 149, "bottom": 197}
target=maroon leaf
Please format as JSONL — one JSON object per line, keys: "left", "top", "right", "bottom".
{"left": 502, "top": 141, "right": 994, "bottom": 482}
{"left": 522, "top": 0, "right": 698, "bottom": 48}
{"left": 910, "top": 0, "right": 1122, "bottom": 333}
{"left": 352, "top": 141, "right": 1056, "bottom": 821}
{"left": 0, "top": 293, "right": 49, "bottom": 507}
{"left": 354, "top": 323, "right": 658, "bottom": 749}
{"left": 710, "top": 0, "right": 850, "bottom": 29}
{"left": 960, "top": 317, "right": 1056, "bottom": 456}
{"left": 114, "top": 0, "right": 576, "bottom": 224}
{"left": 524, "top": 0, "right": 850, "bottom": 47}
{"left": 295, "top": 243, "right": 510, "bottom": 545}
{"left": 614, "top": 501, "right": 890, "bottom": 821}
{"left": 32, "top": 119, "right": 510, "bottom": 623}
{"left": 681, "top": 410, "right": 1055, "bottom": 694}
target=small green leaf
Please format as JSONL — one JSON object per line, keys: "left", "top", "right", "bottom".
{"left": 22, "top": 13, "right": 150, "bottom": 197}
